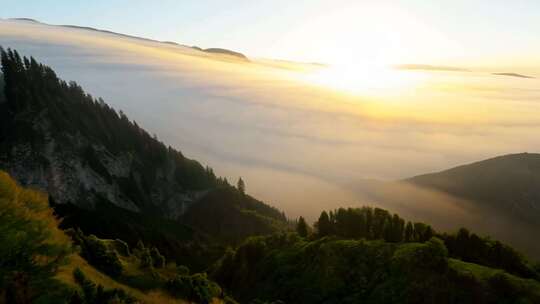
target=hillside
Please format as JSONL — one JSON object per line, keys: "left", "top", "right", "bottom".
{"left": 181, "top": 188, "right": 288, "bottom": 244}
{"left": 3, "top": 160, "right": 540, "bottom": 303}
{"left": 212, "top": 208, "right": 540, "bottom": 304}
{"left": 0, "top": 48, "right": 219, "bottom": 215}
{"left": 7, "top": 18, "right": 250, "bottom": 63}
{"left": 406, "top": 153, "right": 540, "bottom": 226}
{"left": 0, "top": 170, "right": 233, "bottom": 303}
{"left": 213, "top": 236, "right": 540, "bottom": 304}
{"left": 5, "top": 163, "right": 537, "bottom": 303}
{"left": 0, "top": 48, "right": 288, "bottom": 264}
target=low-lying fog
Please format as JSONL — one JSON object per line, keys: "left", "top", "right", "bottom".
{"left": 1, "top": 19, "right": 539, "bottom": 253}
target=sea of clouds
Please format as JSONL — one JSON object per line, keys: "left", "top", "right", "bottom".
{"left": 1, "top": 19, "right": 540, "bottom": 253}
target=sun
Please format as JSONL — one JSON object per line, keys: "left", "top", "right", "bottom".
{"left": 299, "top": 63, "right": 425, "bottom": 96}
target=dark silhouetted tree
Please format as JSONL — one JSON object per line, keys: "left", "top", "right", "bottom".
{"left": 316, "top": 211, "right": 332, "bottom": 237}
{"left": 404, "top": 221, "right": 414, "bottom": 242}
{"left": 151, "top": 247, "right": 166, "bottom": 268}
{"left": 296, "top": 216, "right": 309, "bottom": 238}
{"left": 237, "top": 177, "right": 245, "bottom": 194}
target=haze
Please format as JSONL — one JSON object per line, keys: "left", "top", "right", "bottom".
{"left": 1, "top": 17, "right": 539, "bottom": 237}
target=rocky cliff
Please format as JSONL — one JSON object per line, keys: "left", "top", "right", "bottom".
{"left": 0, "top": 48, "right": 221, "bottom": 219}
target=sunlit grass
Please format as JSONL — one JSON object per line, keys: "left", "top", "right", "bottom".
{"left": 56, "top": 254, "right": 190, "bottom": 304}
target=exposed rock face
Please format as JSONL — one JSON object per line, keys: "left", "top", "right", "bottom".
{"left": 0, "top": 115, "right": 207, "bottom": 217}
{"left": 0, "top": 49, "right": 219, "bottom": 219}
{"left": 2, "top": 135, "right": 140, "bottom": 212}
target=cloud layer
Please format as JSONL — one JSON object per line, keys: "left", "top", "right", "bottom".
{"left": 2, "top": 19, "right": 540, "bottom": 239}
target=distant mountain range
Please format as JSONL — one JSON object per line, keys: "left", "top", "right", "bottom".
{"left": 406, "top": 153, "right": 540, "bottom": 227}
{"left": 394, "top": 64, "right": 470, "bottom": 72}
{"left": 402, "top": 153, "right": 540, "bottom": 258}
{"left": 7, "top": 17, "right": 250, "bottom": 61}
{"left": 493, "top": 72, "right": 535, "bottom": 79}
{"left": 394, "top": 65, "right": 537, "bottom": 79}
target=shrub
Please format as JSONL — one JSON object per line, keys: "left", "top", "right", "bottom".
{"left": 80, "top": 234, "right": 123, "bottom": 277}
{"left": 72, "top": 268, "right": 136, "bottom": 304}
{"left": 177, "top": 265, "right": 190, "bottom": 276}
{"left": 140, "top": 248, "right": 154, "bottom": 269}
{"left": 113, "top": 239, "right": 131, "bottom": 257}
{"left": 392, "top": 237, "right": 448, "bottom": 272}
{"left": 166, "top": 273, "right": 222, "bottom": 304}
{"left": 488, "top": 272, "right": 520, "bottom": 300}
{"left": 150, "top": 247, "right": 166, "bottom": 268}
{"left": 69, "top": 229, "right": 123, "bottom": 277}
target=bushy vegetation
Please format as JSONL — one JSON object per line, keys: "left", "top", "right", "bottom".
{"left": 131, "top": 240, "right": 166, "bottom": 269}
{"left": 312, "top": 207, "right": 537, "bottom": 280}
{"left": 165, "top": 272, "right": 222, "bottom": 304}
{"left": 68, "top": 229, "right": 123, "bottom": 277}
{"left": 211, "top": 206, "right": 540, "bottom": 303}
{"left": 53, "top": 189, "right": 287, "bottom": 271}
{"left": 54, "top": 200, "right": 225, "bottom": 272}
{"left": 0, "top": 170, "right": 72, "bottom": 303}
{"left": 442, "top": 227, "right": 537, "bottom": 279}
{"left": 213, "top": 232, "right": 540, "bottom": 304}
{"left": 71, "top": 268, "right": 136, "bottom": 304}
{"left": 0, "top": 170, "right": 234, "bottom": 303}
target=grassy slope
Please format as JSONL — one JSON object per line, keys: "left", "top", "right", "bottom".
{"left": 449, "top": 259, "right": 540, "bottom": 298}
{"left": 55, "top": 254, "right": 187, "bottom": 304}
{"left": 56, "top": 251, "right": 230, "bottom": 304}
{"left": 0, "top": 169, "right": 217, "bottom": 304}
{"left": 55, "top": 234, "right": 231, "bottom": 304}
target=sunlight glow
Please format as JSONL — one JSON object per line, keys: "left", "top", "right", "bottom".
{"left": 299, "top": 63, "right": 426, "bottom": 96}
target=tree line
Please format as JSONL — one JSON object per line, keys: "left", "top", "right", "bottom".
{"left": 0, "top": 47, "right": 221, "bottom": 193}
{"left": 307, "top": 207, "right": 434, "bottom": 243}
{"left": 298, "top": 207, "right": 538, "bottom": 279}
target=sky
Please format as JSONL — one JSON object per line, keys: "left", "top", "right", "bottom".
{"left": 2, "top": 0, "right": 540, "bottom": 69}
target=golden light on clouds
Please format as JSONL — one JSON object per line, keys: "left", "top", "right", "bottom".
{"left": 297, "top": 63, "right": 426, "bottom": 97}
{"left": 2, "top": 18, "right": 540, "bottom": 226}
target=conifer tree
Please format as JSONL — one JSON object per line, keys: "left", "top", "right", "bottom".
{"left": 405, "top": 221, "right": 414, "bottom": 242}
{"left": 316, "top": 211, "right": 332, "bottom": 237}
{"left": 296, "top": 216, "right": 309, "bottom": 238}
{"left": 237, "top": 177, "right": 245, "bottom": 194}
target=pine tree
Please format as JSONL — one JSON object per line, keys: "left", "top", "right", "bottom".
{"left": 316, "top": 211, "right": 333, "bottom": 237}
{"left": 296, "top": 216, "right": 309, "bottom": 238}
{"left": 405, "top": 221, "right": 414, "bottom": 242}
{"left": 422, "top": 225, "right": 434, "bottom": 242}
{"left": 237, "top": 177, "right": 245, "bottom": 194}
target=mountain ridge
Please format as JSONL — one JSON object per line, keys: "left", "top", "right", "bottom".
{"left": 4, "top": 17, "right": 250, "bottom": 61}
{"left": 0, "top": 48, "right": 287, "bottom": 252}
{"left": 405, "top": 152, "right": 540, "bottom": 223}
{"left": 402, "top": 152, "right": 540, "bottom": 256}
